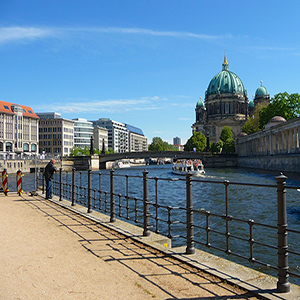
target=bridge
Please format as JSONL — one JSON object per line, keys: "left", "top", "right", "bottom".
{"left": 99, "top": 151, "right": 204, "bottom": 163}
{"left": 69, "top": 151, "right": 237, "bottom": 171}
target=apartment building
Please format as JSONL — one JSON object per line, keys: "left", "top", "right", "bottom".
{"left": 126, "top": 124, "right": 148, "bottom": 152}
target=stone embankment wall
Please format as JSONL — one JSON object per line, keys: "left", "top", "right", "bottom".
{"left": 237, "top": 155, "right": 300, "bottom": 174}
{"left": 0, "top": 158, "right": 74, "bottom": 174}
{"left": 0, "top": 159, "right": 45, "bottom": 174}
{"left": 202, "top": 154, "right": 237, "bottom": 168}
{"left": 236, "top": 116, "right": 300, "bottom": 174}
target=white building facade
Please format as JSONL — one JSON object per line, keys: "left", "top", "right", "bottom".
{"left": 91, "top": 118, "right": 129, "bottom": 153}
{"left": 0, "top": 100, "right": 39, "bottom": 156}
{"left": 125, "top": 124, "right": 148, "bottom": 152}
{"left": 91, "top": 119, "right": 147, "bottom": 153}
{"left": 93, "top": 126, "right": 108, "bottom": 152}
{"left": 73, "top": 118, "right": 94, "bottom": 149}
{"left": 38, "top": 112, "right": 74, "bottom": 157}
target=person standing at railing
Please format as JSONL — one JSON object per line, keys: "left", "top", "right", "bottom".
{"left": 44, "top": 159, "right": 57, "bottom": 200}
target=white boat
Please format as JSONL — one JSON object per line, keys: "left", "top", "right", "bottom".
{"left": 172, "top": 159, "right": 205, "bottom": 176}
{"left": 112, "top": 160, "right": 131, "bottom": 169}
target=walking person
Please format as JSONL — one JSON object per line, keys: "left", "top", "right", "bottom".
{"left": 44, "top": 158, "right": 57, "bottom": 199}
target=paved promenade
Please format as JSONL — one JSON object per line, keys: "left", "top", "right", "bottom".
{"left": 0, "top": 192, "right": 299, "bottom": 300}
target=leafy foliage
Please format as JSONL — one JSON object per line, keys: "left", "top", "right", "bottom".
{"left": 70, "top": 146, "right": 113, "bottom": 156}
{"left": 184, "top": 131, "right": 207, "bottom": 152}
{"left": 242, "top": 102, "right": 268, "bottom": 134}
{"left": 148, "top": 137, "right": 177, "bottom": 151}
{"left": 70, "top": 146, "right": 90, "bottom": 156}
{"left": 259, "top": 92, "right": 300, "bottom": 129}
{"left": 220, "top": 126, "right": 233, "bottom": 142}
{"left": 222, "top": 140, "right": 235, "bottom": 153}
{"left": 219, "top": 126, "right": 235, "bottom": 153}
{"left": 210, "top": 140, "right": 223, "bottom": 153}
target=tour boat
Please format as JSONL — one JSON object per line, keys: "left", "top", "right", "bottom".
{"left": 112, "top": 160, "right": 131, "bottom": 169}
{"left": 172, "top": 159, "right": 205, "bottom": 176}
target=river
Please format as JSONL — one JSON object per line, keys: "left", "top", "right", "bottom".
{"left": 10, "top": 164, "right": 300, "bottom": 285}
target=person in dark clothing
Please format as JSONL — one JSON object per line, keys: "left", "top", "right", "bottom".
{"left": 44, "top": 159, "right": 57, "bottom": 199}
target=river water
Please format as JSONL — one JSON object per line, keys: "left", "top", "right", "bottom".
{"left": 13, "top": 164, "right": 300, "bottom": 285}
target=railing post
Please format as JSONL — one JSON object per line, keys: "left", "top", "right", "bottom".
{"left": 143, "top": 169, "right": 150, "bottom": 236}
{"left": 16, "top": 170, "right": 23, "bottom": 196}
{"left": 2, "top": 168, "right": 9, "bottom": 196}
{"left": 186, "top": 173, "right": 195, "bottom": 254}
{"left": 35, "top": 168, "right": 39, "bottom": 191}
{"left": 71, "top": 167, "right": 76, "bottom": 206}
{"left": 276, "top": 173, "right": 290, "bottom": 293}
{"left": 87, "top": 167, "right": 92, "bottom": 213}
{"left": 42, "top": 171, "right": 45, "bottom": 194}
{"left": 110, "top": 169, "right": 116, "bottom": 222}
{"left": 59, "top": 167, "right": 63, "bottom": 201}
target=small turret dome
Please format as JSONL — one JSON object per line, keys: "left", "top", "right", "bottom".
{"left": 196, "top": 99, "right": 204, "bottom": 107}
{"left": 269, "top": 116, "right": 286, "bottom": 123}
{"left": 255, "top": 81, "right": 269, "bottom": 96}
{"left": 255, "top": 86, "right": 268, "bottom": 96}
{"left": 248, "top": 100, "right": 254, "bottom": 108}
{"left": 265, "top": 116, "right": 286, "bottom": 129}
{"left": 237, "top": 132, "right": 248, "bottom": 137}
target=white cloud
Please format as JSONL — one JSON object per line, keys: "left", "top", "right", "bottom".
{"left": 0, "top": 27, "right": 55, "bottom": 44}
{"left": 79, "top": 27, "right": 229, "bottom": 40}
{"left": 0, "top": 26, "right": 231, "bottom": 46}
{"left": 35, "top": 96, "right": 168, "bottom": 114}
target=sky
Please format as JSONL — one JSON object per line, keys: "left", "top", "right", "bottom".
{"left": 1, "top": 1, "right": 300, "bottom": 145}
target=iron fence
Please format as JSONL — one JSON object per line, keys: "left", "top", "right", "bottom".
{"left": 38, "top": 167, "right": 300, "bottom": 293}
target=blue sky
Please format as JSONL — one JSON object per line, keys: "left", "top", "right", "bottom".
{"left": 1, "top": 1, "right": 300, "bottom": 145}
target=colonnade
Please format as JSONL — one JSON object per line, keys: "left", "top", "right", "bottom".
{"left": 236, "top": 118, "right": 300, "bottom": 157}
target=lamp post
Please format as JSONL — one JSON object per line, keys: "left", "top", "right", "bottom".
{"left": 206, "top": 131, "right": 210, "bottom": 152}
{"left": 90, "top": 136, "right": 94, "bottom": 155}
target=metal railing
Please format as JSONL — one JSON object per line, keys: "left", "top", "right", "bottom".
{"left": 38, "top": 167, "right": 300, "bottom": 293}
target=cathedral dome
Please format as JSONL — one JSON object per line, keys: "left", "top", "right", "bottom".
{"left": 248, "top": 100, "right": 254, "bottom": 108}
{"left": 205, "top": 55, "right": 246, "bottom": 97}
{"left": 255, "top": 84, "right": 268, "bottom": 96}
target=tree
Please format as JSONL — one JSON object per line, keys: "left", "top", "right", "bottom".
{"left": 220, "top": 126, "right": 233, "bottom": 142}
{"left": 148, "top": 137, "right": 176, "bottom": 151}
{"left": 210, "top": 140, "right": 223, "bottom": 153}
{"left": 70, "top": 146, "right": 82, "bottom": 156}
{"left": 242, "top": 102, "right": 268, "bottom": 135}
{"left": 219, "top": 126, "right": 235, "bottom": 153}
{"left": 259, "top": 92, "right": 300, "bottom": 129}
{"left": 70, "top": 146, "right": 90, "bottom": 156}
{"left": 184, "top": 131, "right": 206, "bottom": 152}
{"left": 222, "top": 140, "right": 235, "bottom": 153}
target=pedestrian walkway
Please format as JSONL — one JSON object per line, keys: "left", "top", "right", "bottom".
{"left": 0, "top": 192, "right": 299, "bottom": 299}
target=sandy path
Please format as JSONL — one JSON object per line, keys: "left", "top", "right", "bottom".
{"left": 0, "top": 193, "right": 260, "bottom": 299}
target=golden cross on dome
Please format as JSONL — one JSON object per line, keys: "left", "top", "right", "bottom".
{"left": 222, "top": 49, "right": 229, "bottom": 70}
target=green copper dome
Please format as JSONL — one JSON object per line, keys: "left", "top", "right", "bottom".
{"left": 196, "top": 99, "right": 204, "bottom": 107}
{"left": 206, "top": 55, "right": 247, "bottom": 97}
{"left": 255, "top": 84, "right": 268, "bottom": 96}
{"left": 248, "top": 100, "right": 254, "bottom": 108}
